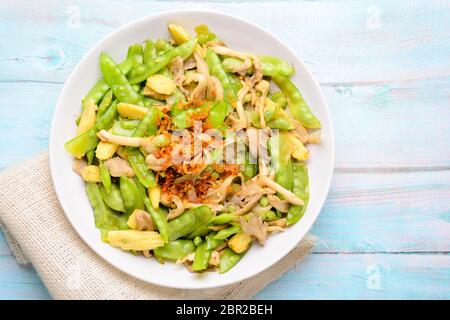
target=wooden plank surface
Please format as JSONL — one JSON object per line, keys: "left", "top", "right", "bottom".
{"left": 0, "top": 0, "right": 449, "bottom": 299}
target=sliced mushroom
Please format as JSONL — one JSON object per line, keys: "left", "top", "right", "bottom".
{"left": 145, "top": 154, "right": 168, "bottom": 171}
{"left": 211, "top": 46, "right": 252, "bottom": 76}
{"left": 267, "top": 194, "right": 289, "bottom": 213}
{"left": 259, "top": 175, "right": 304, "bottom": 206}
{"left": 103, "top": 157, "right": 135, "bottom": 177}
{"left": 239, "top": 215, "right": 268, "bottom": 245}
{"left": 183, "top": 72, "right": 207, "bottom": 101}
{"left": 97, "top": 130, "right": 143, "bottom": 147}
{"left": 167, "top": 195, "right": 185, "bottom": 220}
{"left": 170, "top": 56, "right": 189, "bottom": 96}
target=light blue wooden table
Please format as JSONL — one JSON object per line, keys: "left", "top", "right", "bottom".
{"left": 0, "top": 0, "right": 449, "bottom": 299}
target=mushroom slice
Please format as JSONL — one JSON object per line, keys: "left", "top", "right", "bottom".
{"left": 259, "top": 175, "right": 304, "bottom": 206}
{"left": 97, "top": 130, "right": 143, "bottom": 147}
{"left": 167, "top": 196, "right": 185, "bottom": 220}
{"left": 104, "top": 157, "right": 135, "bottom": 177}
{"left": 184, "top": 72, "right": 207, "bottom": 101}
{"left": 267, "top": 194, "right": 289, "bottom": 213}
{"left": 208, "top": 76, "right": 224, "bottom": 101}
{"left": 232, "top": 193, "right": 264, "bottom": 216}
{"left": 145, "top": 154, "right": 167, "bottom": 171}
{"left": 239, "top": 215, "right": 268, "bottom": 245}
{"left": 211, "top": 46, "right": 252, "bottom": 76}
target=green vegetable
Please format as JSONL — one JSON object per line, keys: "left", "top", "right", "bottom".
{"left": 64, "top": 127, "right": 99, "bottom": 158}
{"left": 127, "top": 43, "right": 144, "bottom": 65}
{"left": 259, "top": 196, "right": 269, "bottom": 207}
{"left": 86, "top": 149, "right": 95, "bottom": 165}
{"left": 155, "top": 39, "right": 174, "bottom": 55}
{"left": 195, "top": 24, "right": 218, "bottom": 44}
{"left": 127, "top": 148, "right": 157, "bottom": 188}
{"left": 97, "top": 90, "right": 113, "bottom": 118}
{"left": 223, "top": 57, "right": 254, "bottom": 75}
{"left": 143, "top": 39, "right": 156, "bottom": 63}
{"left": 95, "top": 99, "right": 118, "bottom": 131}
{"left": 132, "top": 107, "right": 161, "bottom": 137}
{"left": 100, "top": 183, "right": 126, "bottom": 212}
{"left": 287, "top": 162, "right": 309, "bottom": 225}
{"left": 206, "top": 101, "right": 228, "bottom": 128}
{"left": 209, "top": 213, "right": 237, "bottom": 225}
{"left": 219, "top": 248, "right": 243, "bottom": 274}
{"left": 119, "top": 176, "right": 144, "bottom": 213}
{"left": 192, "top": 242, "right": 211, "bottom": 271}
{"left": 259, "top": 55, "right": 295, "bottom": 77}
{"left": 272, "top": 73, "right": 321, "bottom": 129}
{"left": 154, "top": 240, "right": 196, "bottom": 262}
{"left": 269, "top": 134, "right": 294, "bottom": 192}
{"left": 99, "top": 161, "right": 111, "bottom": 193}
{"left": 128, "top": 38, "right": 198, "bottom": 84}
{"left": 168, "top": 206, "right": 212, "bottom": 241}
{"left": 193, "top": 236, "right": 203, "bottom": 246}
{"left": 205, "top": 49, "right": 237, "bottom": 106}
{"left": 213, "top": 224, "right": 241, "bottom": 240}
{"left": 143, "top": 196, "right": 169, "bottom": 243}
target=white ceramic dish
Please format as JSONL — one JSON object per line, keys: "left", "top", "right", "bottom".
{"left": 49, "top": 9, "right": 334, "bottom": 289}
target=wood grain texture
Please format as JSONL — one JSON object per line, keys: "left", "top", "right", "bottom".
{"left": 0, "top": 0, "right": 449, "bottom": 299}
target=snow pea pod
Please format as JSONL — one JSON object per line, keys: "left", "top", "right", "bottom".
{"left": 100, "top": 183, "right": 126, "bottom": 212}
{"left": 206, "top": 101, "right": 228, "bottom": 129}
{"left": 267, "top": 113, "right": 295, "bottom": 130}
{"left": 100, "top": 53, "right": 144, "bottom": 105}
{"left": 95, "top": 99, "right": 118, "bottom": 131}
{"left": 97, "top": 90, "right": 113, "bottom": 119}
{"left": 128, "top": 38, "right": 198, "bottom": 84}
{"left": 223, "top": 57, "right": 254, "bottom": 75}
{"left": 209, "top": 213, "right": 237, "bottom": 225}
{"left": 127, "top": 43, "right": 144, "bottom": 65}
{"left": 271, "top": 91, "right": 287, "bottom": 109}
{"left": 227, "top": 72, "right": 242, "bottom": 94}
{"left": 205, "top": 233, "right": 224, "bottom": 250}
{"left": 132, "top": 107, "right": 161, "bottom": 137}
{"left": 272, "top": 73, "right": 321, "bottom": 129}
{"left": 287, "top": 162, "right": 309, "bottom": 226}
{"left": 155, "top": 39, "right": 174, "bottom": 55}
{"left": 119, "top": 176, "right": 144, "bottom": 213}
{"left": 154, "top": 239, "right": 196, "bottom": 262}
{"left": 168, "top": 206, "right": 212, "bottom": 241}
{"left": 219, "top": 248, "right": 243, "bottom": 274}
{"left": 143, "top": 196, "right": 169, "bottom": 243}
{"left": 143, "top": 39, "right": 156, "bottom": 63}
{"left": 84, "top": 56, "right": 139, "bottom": 104}
{"left": 213, "top": 224, "right": 241, "bottom": 240}
{"left": 172, "top": 102, "right": 211, "bottom": 129}
{"left": 99, "top": 161, "right": 111, "bottom": 193}
{"left": 205, "top": 49, "right": 237, "bottom": 106}
{"left": 259, "top": 55, "right": 295, "bottom": 77}
{"left": 195, "top": 24, "right": 219, "bottom": 44}
{"left": 269, "top": 134, "right": 294, "bottom": 192}
{"left": 192, "top": 242, "right": 211, "bottom": 271}
{"left": 127, "top": 148, "right": 156, "bottom": 188}
{"left": 64, "top": 127, "right": 99, "bottom": 158}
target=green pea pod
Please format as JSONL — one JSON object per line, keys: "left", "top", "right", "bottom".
{"left": 128, "top": 38, "right": 198, "bottom": 84}
{"left": 153, "top": 240, "right": 196, "bottom": 262}
{"left": 195, "top": 24, "right": 219, "bottom": 44}
{"left": 269, "top": 134, "right": 293, "bottom": 192}
{"left": 205, "top": 49, "right": 237, "bottom": 106}
{"left": 172, "top": 102, "right": 211, "bottom": 129}
{"left": 97, "top": 90, "right": 113, "bottom": 118}
{"left": 193, "top": 236, "right": 203, "bottom": 246}
{"left": 213, "top": 224, "right": 241, "bottom": 240}
{"left": 154, "top": 39, "right": 174, "bottom": 55}
{"left": 132, "top": 107, "right": 161, "bottom": 137}
{"left": 209, "top": 213, "right": 237, "bottom": 225}
{"left": 99, "top": 161, "right": 111, "bottom": 193}
{"left": 227, "top": 72, "right": 243, "bottom": 94}
{"left": 86, "top": 149, "right": 95, "bottom": 165}
{"left": 267, "top": 114, "right": 295, "bottom": 130}
{"left": 223, "top": 57, "right": 254, "bottom": 75}
{"left": 85, "top": 182, "right": 108, "bottom": 228}
{"left": 168, "top": 206, "right": 212, "bottom": 241}
{"left": 271, "top": 91, "right": 287, "bottom": 109}
{"left": 100, "top": 184, "right": 126, "bottom": 212}
{"left": 205, "top": 233, "right": 224, "bottom": 250}
{"left": 64, "top": 127, "right": 99, "bottom": 158}
{"left": 127, "top": 43, "right": 144, "bottom": 65}
{"left": 219, "top": 248, "right": 243, "bottom": 274}
{"left": 100, "top": 53, "right": 144, "bottom": 105}
{"left": 272, "top": 73, "right": 321, "bottom": 129}
{"left": 143, "top": 39, "right": 156, "bottom": 63}
{"left": 127, "top": 148, "right": 156, "bottom": 188}
{"left": 119, "top": 176, "right": 144, "bottom": 213}
{"left": 259, "top": 55, "right": 295, "bottom": 77}
{"left": 84, "top": 56, "right": 140, "bottom": 104}
{"left": 143, "top": 196, "right": 169, "bottom": 243}
{"left": 287, "top": 162, "right": 309, "bottom": 226}
{"left": 192, "top": 242, "right": 212, "bottom": 271}
{"left": 95, "top": 99, "right": 118, "bottom": 131}
{"left": 206, "top": 101, "right": 228, "bottom": 128}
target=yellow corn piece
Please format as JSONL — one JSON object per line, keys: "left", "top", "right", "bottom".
{"left": 107, "top": 230, "right": 164, "bottom": 251}
{"left": 77, "top": 100, "right": 98, "bottom": 135}
{"left": 148, "top": 186, "right": 161, "bottom": 209}
{"left": 228, "top": 232, "right": 252, "bottom": 254}
{"left": 81, "top": 165, "right": 101, "bottom": 182}
{"left": 95, "top": 141, "right": 119, "bottom": 160}
{"left": 117, "top": 102, "right": 148, "bottom": 120}
{"left": 143, "top": 86, "right": 167, "bottom": 100}
{"left": 289, "top": 134, "right": 309, "bottom": 161}
{"left": 168, "top": 23, "right": 192, "bottom": 44}
{"left": 146, "top": 75, "right": 176, "bottom": 95}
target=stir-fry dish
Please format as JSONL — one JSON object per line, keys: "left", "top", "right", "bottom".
{"left": 65, "top": 23, "right": 321, "bottom": 273}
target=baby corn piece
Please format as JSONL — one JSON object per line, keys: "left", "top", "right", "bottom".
{"left": 168, "top": 23, "right": 192, "bottom": 44}
{"left": 95, "top": 141, "right": 119, "bottom": 160}
{"left": 127, "top": 209, "right": 146, "bottom": 230}
{"left": 117, "top": 102, "right": 148, "bottom": 120}
{"left": 289, "top": 134, "right": 309, "bottom": 161}
{"left": 77, "top": 100, "right": 98, "bottom": 135}
{"left": 228, "top": 232, "right": 252, "bottom": 254}
{"left": 107, "top": 230, "right": 164, "bottom": 251}
{"left": 143, "top": 86, "right": 167, "bottom": 100}
{"left": 81, "top": 165, "right": 101, "bottom": 182}
{"left": 148, "top": 186, "right": 161, "bottom": 209}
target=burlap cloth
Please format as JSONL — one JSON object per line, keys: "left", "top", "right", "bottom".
{"left": 0, "top": 151, "right": 315, "bottom": 299}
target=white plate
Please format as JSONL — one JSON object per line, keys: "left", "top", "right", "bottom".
{"left": 49, "top": 9, "right": 334, "bottom": 289}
